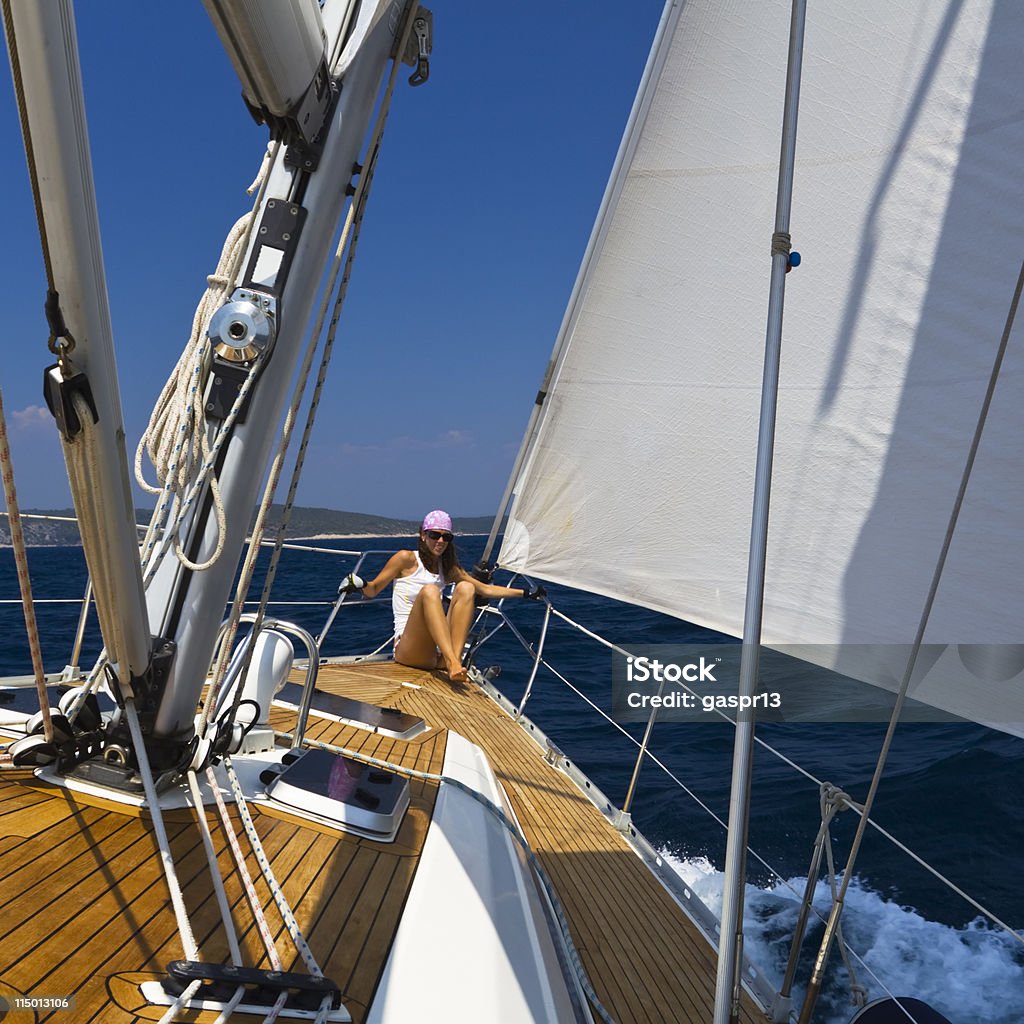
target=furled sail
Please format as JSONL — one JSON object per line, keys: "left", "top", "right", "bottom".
{"left": 499, "top": 0, "right": 1024, "bottom": 735}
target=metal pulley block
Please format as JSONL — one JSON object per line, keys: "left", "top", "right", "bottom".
{"left": 207, "top": 288, "right": 277, "bottom": 364}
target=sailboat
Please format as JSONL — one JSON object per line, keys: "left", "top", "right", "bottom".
{"left": 1, "top": 1, "right": 1021, "bottom": 1023}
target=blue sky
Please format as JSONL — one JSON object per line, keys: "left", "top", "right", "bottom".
{"left": 2, "top": 1, "right": 663, "bottom": 520}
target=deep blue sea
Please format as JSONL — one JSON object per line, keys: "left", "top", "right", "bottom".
{"left": 2, "top": 538, "right": 1022, "bottom": 1024}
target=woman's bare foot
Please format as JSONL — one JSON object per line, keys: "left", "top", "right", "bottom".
{"left": 446, "top": 658, "right": 468, "bottom": 684}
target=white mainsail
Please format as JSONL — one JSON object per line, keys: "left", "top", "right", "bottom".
{"left": 499, "top": 0, "right": 1024, "bottom": 735}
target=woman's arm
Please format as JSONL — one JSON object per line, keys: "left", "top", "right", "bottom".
{"left": 361, "top": 550, "right": 417, "bottom": 599}
{"left": 452, "top": 566, "right": 544, "bottom": 601}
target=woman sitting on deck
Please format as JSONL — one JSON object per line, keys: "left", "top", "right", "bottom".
{"left": 347, "top": 510, "right": 541, "bottom": 682}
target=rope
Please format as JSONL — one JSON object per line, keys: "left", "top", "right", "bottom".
{"left": 134, "top": 214, "right": 245, "bottom": 573}
{"left": 0, "top": 388, "right": 53, "bottom": 742}
{"left": 203, "top": 764, "right": 290, "bottom": 1020}
{"left": 816, "top": 787, "right": 867, "bottom": 1007}
{"left": 274, "top": 730, "right": 616, "bottom": 1024}
{"left": 156, "top": 979, "right": 203, "bottom": 1024}
{"left": 220, "top": 757, "right": 324, "bottom": 977}
{"left": 123, "top": 701, "right": 199, "bottom": 962}
{"left": 218, "top": 760, "right": 335, "bottom": 1024}
{"left": 185, "top": 770, "right": 244, "bottom": 967}
{"left": 204, "top": 766, "right": 282, "bottom": 956}
{"left": 135, "top": 141, "right": 280, "bottom": 576}
{"left": 182, "top": 772, "right": 250, "bottom": 1022}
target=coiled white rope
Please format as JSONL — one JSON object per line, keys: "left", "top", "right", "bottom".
{"left": 135, "top": 142, "right": 279, "bottom": 575}
{"left": 134, "top": 214, "right": 243, "bottom": 574}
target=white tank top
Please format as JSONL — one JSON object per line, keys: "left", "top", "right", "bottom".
{"left": 392, "top": 552, "right": 445, "bottom": 640}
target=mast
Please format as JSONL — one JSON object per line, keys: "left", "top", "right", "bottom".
{"left": 713, "top": 2, "right": 807, "bottom": 1021}
{"left": 2, "top": 0, "right": 151, "bottom": 686}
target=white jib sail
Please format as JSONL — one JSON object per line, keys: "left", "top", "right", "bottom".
{"left": 499, "top": 0, "right": 1024, "bottom": 736}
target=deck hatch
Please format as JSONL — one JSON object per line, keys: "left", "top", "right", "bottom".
{"left": 276, "top": 682, "right": 427, "bottom": 739}
{"left": 265, "top": 747, "right": 410, "bottom": 842}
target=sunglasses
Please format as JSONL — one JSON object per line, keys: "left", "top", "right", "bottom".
{"left": 425, "top": 530, "right": 453, "bottom": 542}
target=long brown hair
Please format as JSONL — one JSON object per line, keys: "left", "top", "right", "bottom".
{"left": 418, "top": 531, "right": 461, "bottom": 580}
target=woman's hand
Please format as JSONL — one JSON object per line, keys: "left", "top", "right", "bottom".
{"left": 339, "top": 572, "right": 365, "bottom": 595}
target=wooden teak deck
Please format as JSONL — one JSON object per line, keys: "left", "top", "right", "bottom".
{"left": 0, "top": 663, "right": 764, "bottom": 1023}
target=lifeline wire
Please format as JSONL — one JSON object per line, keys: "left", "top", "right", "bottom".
{"left": 471, "top": 609, "right": 953, "bottom": 1018}
{"left": 277, "top": 723, "right": 928, "bottom": 1024}
{"left": 799, "top": 253, "right": 1024, "bottom": 1024}
{"left": 490, "top": 601, "right": 1024, "bottom": 945}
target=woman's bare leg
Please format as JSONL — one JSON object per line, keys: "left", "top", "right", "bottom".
{"left": 394, "top": 586, "right": 467, "bottom": 682}
{"left": 447, "top": 581, "right": 476, "bottom": 664}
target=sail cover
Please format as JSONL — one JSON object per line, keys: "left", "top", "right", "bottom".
{"left": 499, "top": 0, "right": 1024, "bottom": 735}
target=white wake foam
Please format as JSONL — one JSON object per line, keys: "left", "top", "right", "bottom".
{"left": 660, "top": 851, "right": 1024, "bottom": 1024}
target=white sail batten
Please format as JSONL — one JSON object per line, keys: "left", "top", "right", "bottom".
{"left": 499, "top": 0, "right": 1024, "bottom": 735}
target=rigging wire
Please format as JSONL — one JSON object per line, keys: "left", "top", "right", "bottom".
{"left": 466, "top": 612, "right": 997, "bottom": 1022}
{"left": 542, "top": 608, "right": 1024, "bottom": 940}
{"left": 798, "top": 255, "right": 1024, "bottom": 1023}
{"left": 491, "top": 603, "right": 1024, "bottom": 948}
{"left": 276, "top": 717, "right": 942, "bottom": 1024}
